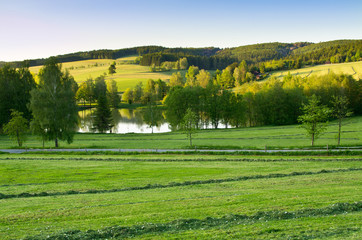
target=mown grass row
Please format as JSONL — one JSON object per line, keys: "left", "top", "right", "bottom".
{"left": 1, "top": 168, "right": 360, "bottom": 200}
{"left": 1, "top": 156, "right": 361, "bottom": 162}
{"left": 10, "top": 149, "right": 362, "bottom": 156}
{"left": 24, "top": 201, "right": 362, "bottom": 240}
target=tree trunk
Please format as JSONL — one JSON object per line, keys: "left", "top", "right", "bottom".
{"left": 189, "top": 133, "right": 192, "bottom": 147}
{"left": 16, "top": 130, "right": 22, "bottom": 147}
{"left": 337, "top": 118, "right": 342, "bottom": 145}
{"left": 311, "top": 133, "right": 314, "bottom": 146}
{"left": 55, "top": 137, "right": 58, "bottom": 148}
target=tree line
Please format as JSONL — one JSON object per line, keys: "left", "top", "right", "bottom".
{"left": 163, "top": 71, "right": 360, "bottom": 145}
{"left": 0, "top": 58, "right": 123, "bottom": 147}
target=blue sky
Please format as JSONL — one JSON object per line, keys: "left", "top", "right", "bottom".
{"left": 1, "top": 0, "right": 361, "bottom": 61}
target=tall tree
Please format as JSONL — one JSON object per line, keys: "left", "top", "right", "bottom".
{"left": 169, "top": 72, "right": 184, "bottom": 87}
{"left": 196, "top": 69, "right": 211, "bottom": 88}
{"left": 29, "top": 57, "right": 78, "bottom": 147}
{"left": 298, "top": 95, "right": 331, "bottom": 146}
{"left": 331, "top": 95, "right": 352, "bottom": 145}
{"left": 179, "top": 57, "right": 188, "bottom": 70}
{"left": 122, "top": 88, "right": 133, "bottom": 104}
{"left": 94, "top": 75, "right": 107, "bottom": 100}
{"left": 132, "top": 82, "right": 143, "bottom": 103}
{"left": 181, "top": 108, "right": 198, "bottom": 147}
{"left": 93, "top": 94, "right": 113, "bottom": 133}
{"left": 219, "top": 69, "right": 234, "bottom": 88}
{"left": 107, "top": 79, "right": 120, "bottom": 108}
{"left": 185, "top": 66, "right": 199, "bottom": 86}
{"left": 0, "top": 64, "right": 35, "bottom": 129}
{"left": 3, "top": 110, "right": 28, "bottom": 147}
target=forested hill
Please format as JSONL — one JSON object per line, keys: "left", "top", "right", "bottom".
{"left": 4, "top": 46, "right": 221, "bottom": 68}
{"left": 2, "top": 39, "right": 361, "bottom": 69}
{"left": 216, "top": 42, "right": 311, "bottom": 63}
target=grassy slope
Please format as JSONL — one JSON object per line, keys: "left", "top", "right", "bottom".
{"left": 0, "top": 154, "right": 361, "bottom": 239}
{"left": 267, "top": 61, "right": 362, "bottom": 81}
{"left": 0, "top": 116, "right": 361, "bottom": 149}
{"left": 28, "top": 56, "right": 186, "bottom": 91}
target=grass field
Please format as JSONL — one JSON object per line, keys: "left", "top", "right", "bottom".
{"left": 0, "top": 153, "right": 361, "bottom": 239}
{"left": 0, "top": 116, "right": 361, "bottom": 149}
{"left": 267, "top": 61, "right": 362, "bottom": 81}
{"left": 28, "top": 56, "right": 186, "bottom": 91}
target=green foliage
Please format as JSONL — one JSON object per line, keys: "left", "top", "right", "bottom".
{"left": 3, "top": 110, "right": 28, "bottom": 147}
{"left": 0, "top": 65, "right": 35, "bottom": 129}
{"left": 93, "top": 94, "right": 113, "bottom": 133}
{"left": 185, "top": 66, "right": 200, "bottom": 86}
{"left": 76, "top": 78, "right": 95, "bottom": 107}
{"left": 298, "top": 95, "right": 331, "bottom": 146}
{"left": 108, "top": 61, "right": 116, "bottom": 75}
{"left": 169, "top": 72, "right": 184, "bottom": 87}
{"left": 331, "top": 95, "right": 353, "bottom": 145}
{"left": 218, "top": 68, "right": 234, "bottom": 88}
{"left": 29, "top": 57, "right": 78, "bottom": 147}
{"left": 181, "top": 108, "right": 198, "bottom": 147}
{"left": 132, "top": 81, "right": 143, "bottom": 103}
{"left": 122, "top": 88, "right": 133, "bottom": 104}
{"left": 107, "top": 79, "right": 120, "bottom": 108}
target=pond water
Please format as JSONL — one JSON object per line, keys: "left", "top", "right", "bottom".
{"left": 78, "top": 108, "right": 170, "bottom": 134}
{"left": 78, "top": 108, "right": 231, "bottom": 134}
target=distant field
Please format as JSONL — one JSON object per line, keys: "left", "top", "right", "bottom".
{"left": 267, "top": 61, "right": 362, "bottom": 80}
{"left": 0, "top": 154, "right": 361, "bottom": 239}
{"left": 29, "top": 56, "right": 186, "bottom": 91}
{"left": 0, "top": 116, "right": 361, "bottom": 149}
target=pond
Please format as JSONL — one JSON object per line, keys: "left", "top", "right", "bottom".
{"left": 78, "top": 108, "right": 232, "bottom": 134}
{"left": 78, "top": 108, "right": 170, "bottom": 134}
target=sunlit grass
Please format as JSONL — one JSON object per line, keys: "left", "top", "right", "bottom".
{"left": 28, "top": 56, "right": 187, "bottom": 91}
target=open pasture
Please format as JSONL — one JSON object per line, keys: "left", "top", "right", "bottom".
{"left": 28, "top": 57, "right": 185, "bottom": 91}
{"left": 267, "top": 61, "right": 362, "bottom": 81}
{"left": 0, "top": 153, "right": 361, "bottom": 239}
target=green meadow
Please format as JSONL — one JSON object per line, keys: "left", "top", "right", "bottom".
{"left": 2, "top": 58, "right": 361, "bottom": 240}
{"left": 0, "top": 153, "right": 361, "bottom": 239}
{"left": 28, "top": 56, "right": 186, "bottom": 91}
{"left": 0, "top": 116, "right": 361, "bottom": 149}
{"left": 267, "top": 61, "right": 362, "bottom": 81}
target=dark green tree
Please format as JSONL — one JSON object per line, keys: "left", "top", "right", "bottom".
{"left": 94, "top": 75, "right": 107, "bottom": 100}
{"left": 0, "top": 64, "right": 35, "bottom": 129}
{"left": 93, "top": 94, "right": 113, "bottom": 133}
{"left": 3, "top": 110, "right": 28, "bottom": 147}
{"left": 108, "top": 61, "right": 116, "bottom": 75}
{"left": 29, "top": 57, "right": 78, "bottom": 147}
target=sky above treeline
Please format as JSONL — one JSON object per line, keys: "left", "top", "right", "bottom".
{"left": 1, "top": 0, "right": 361, "bottom": 61}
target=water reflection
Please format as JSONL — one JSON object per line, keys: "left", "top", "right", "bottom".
{"left": 78, "top": 108, "right": 170, "bottom": 134}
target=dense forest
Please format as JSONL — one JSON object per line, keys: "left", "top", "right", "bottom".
{"left": 2, "top": 40, "right": 361, "bottom": 72}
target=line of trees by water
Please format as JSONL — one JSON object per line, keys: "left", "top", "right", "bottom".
{"left": 0, "top": 55, "right": 361, "bottom": 147}
{"left": 163, "top": 72, "right": 360, "bottom": 134}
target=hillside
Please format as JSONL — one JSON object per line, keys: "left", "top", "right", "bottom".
{"left": 28, "top": 56, "right": 185, "bottom": 91}
{"left": 216, "top": 42, "right": 311, "bottom": 63}
{"left": 267, "top": 61, "right": 362, "bottom": 80}
{"left": 3, "top": 39, "right": 360, "bottom": 70}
